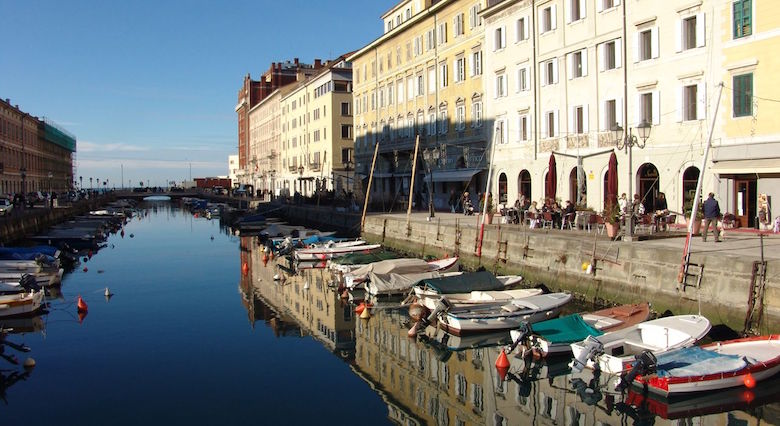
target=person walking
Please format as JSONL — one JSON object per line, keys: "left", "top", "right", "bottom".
{"left": 702, "top": 192, "right": 721, "bottom": 242}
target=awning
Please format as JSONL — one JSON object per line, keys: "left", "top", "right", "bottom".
{"left": 429, "top": 168, "right": 483, "bottom": 182}
{"left": 711, "top": 159, "right": 780, "bottom": 175}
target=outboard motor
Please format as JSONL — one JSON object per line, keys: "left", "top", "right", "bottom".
{"left": 508, "top": 321, "right": 532, "bottom": 354}
{"left": 19, "top": 274, "right": 41, "bottom": 292}
{"left": 616, "top": 350, "right": 657, "bottom": 392}
{"left": 569, "top": 335, "right": 604, "bottom": 373}
{"left": 417, "top": 298, "right": 452, "bottom": 328}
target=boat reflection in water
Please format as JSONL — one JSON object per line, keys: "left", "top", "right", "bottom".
{"left": 235, "top": 234, "right": 779, "bottom": 425}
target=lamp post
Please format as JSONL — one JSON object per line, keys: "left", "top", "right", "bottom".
{"left": 422, "top": 147, "right": 441, "bottom": 219}
{"left": 298, "top": 165, "right": 304, "bottom": 196}
{"left": 79, "top": 176, "right": 83, "bottom": 190}
{"left": 612, "top": 120, "right": 651, "bottom": 240}
{"left": 89, "top": 177, "right": 93, "bottom": 189}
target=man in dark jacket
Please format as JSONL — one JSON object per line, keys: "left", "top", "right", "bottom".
{"left": 702, "top": 192, "right": 721, "bottom": 242}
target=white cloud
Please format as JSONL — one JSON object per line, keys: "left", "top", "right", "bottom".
{"left": 78, "top": 141, "right": 150, "bottom": 152}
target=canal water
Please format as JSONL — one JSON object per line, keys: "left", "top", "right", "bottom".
{"left": 1, "top": 201, "right": 778, "bottom": 425}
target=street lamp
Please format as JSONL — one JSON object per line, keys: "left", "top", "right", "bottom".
{"left": 612, "top": 120, "right": 651, "bottom": 240}
{"left": 89, "top": 177, "right": 93, "bottom": 189}
{"left": 79, "top": 176, "right": 83, "bottom": 190}
{"left": 298, "top": 165, "right": 304, "bottom": 196}
{"left": 422, "top": 146, "right": 442, "bottom": 219}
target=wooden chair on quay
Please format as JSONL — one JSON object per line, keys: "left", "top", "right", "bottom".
{"left": 541, "top": 212, "right": 555, "bottom": 229}
{"left": 635, "top": 214, "right": 655, "bottom": 234}
{"left": 525, "top": 211, "right": 538, "bottom": 228}
{"left": 561, "top": 212, "right": 576, "bottom": 230}
{"left": 586, "top": 213, "right": 605, "bottom": 234}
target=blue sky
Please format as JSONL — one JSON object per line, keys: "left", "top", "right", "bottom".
{"left": 0, "top": 0, "right": 395, "bottom": 187}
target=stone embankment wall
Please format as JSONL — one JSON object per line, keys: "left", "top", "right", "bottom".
{"left": 0, "top": 195, "right": 116, "bottom": 244}
{"left": 362, "top": 215, "right": 779, "bottom": 333}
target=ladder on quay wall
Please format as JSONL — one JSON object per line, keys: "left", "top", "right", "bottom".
{"left": 679, "top": 252, "right": 704, "bottom": 292}
{"left": 744, "top": 234, "right": 768, "bottom": 334}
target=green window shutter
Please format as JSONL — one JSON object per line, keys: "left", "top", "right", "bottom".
{"left": 733, "top": 0, "right": 752, "bottom": 39}
{"left": 733, "top": 73, "right": 753, "bottom": 117}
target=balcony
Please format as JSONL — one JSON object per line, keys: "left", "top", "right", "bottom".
{"left": 309, "top": 162, "right": 322, "bottom": 172}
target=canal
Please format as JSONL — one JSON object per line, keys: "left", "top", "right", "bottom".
{"left": 1, "top": 201, "right": 778, "bottom": 425}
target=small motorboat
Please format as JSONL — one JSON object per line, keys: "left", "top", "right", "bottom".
{"left": 569, "top": 314, "right": 711, "bottom": 374}
{"left": 510, "top": 302, "right": 651, "bottom": 358}
{"left": 294, "top": 243, "right": 382, "bottom": 261}
{"left": 0, "top": 290, "right": 44, "bottom": 318}
{"left": 624, "top": 334, "right": 780, "bottom": 397}
{"left": 344, "top": 257, "right": 459, "bottom": 290}
{"left": 410, "top": 270, "right": 527, "bottom": 310}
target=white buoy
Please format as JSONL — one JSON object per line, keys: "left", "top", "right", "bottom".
{"left": 273, "top": 274, "right": 280, "bottom": 281}
{"left": 23, "top": 357, "right": 36, "bottom": 369}
{"left": 304, "top": 281, "right": 310, "bottom": 290}
{"left": 104, "top": 287, "right": 113, "bottom": 297}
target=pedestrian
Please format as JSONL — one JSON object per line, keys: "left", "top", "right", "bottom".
{"left": 702, "top": 192, "right": 721, "bottom": 242}
{"left": 448, "top": 189, "right": 458, "bottom": 213}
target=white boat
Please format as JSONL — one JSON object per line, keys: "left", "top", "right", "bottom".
{"left": 569, "top": 314, "right": 711, "bottom": 374}
{"left": 294, "top": 243, "right": 382, "bottom": 261}
{"left": 628, "top": 334, "right": 780, "bottom": 397}
{"left": 432, "top": 292, "right": 573, "bottom": 335}
{"left": 0, "top": 269, "right": 64, "bottom": 287}
{"left": 365, "top": 270, "right": 463, "bottom": 297}
{"left": 0, "top": 291, "right": 44, "bottom": 317}
{"left": 344, "top": 257, "right": 459, "bottom": 290}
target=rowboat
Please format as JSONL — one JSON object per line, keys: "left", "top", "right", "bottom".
{"left": 432, "top": 292, "right": 572, "bottom": 335}
{"left": 0, "top": 291, "right": 44, "bottom": 318}
{"left": 510, "top": 302, "right": 651, "bottom": 358}
{"left": 626, "top": 334, "right": 780, "bottom": 397}
{"left": 294, "top": 243, "right": 382, "bottom": 261}
{"left": 569, "top": 314, "right": 711, "bottom": 374}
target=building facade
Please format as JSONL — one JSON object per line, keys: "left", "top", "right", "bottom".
{"left": 349, "top": 0, "right": 489, "bottom": 212}
{"left": 278, "top": 57, "right": 354, "bottom": 197}
{"left": 0, "top": 98, "right": 76, "bottom": 196}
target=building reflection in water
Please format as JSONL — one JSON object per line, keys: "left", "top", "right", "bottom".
{"left": 235, "top": 235, "right": 779, "bottom": 425}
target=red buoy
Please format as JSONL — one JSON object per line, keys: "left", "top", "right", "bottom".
{"left": 355, "top": 302, "right": 366, "bottom": 314}
{"left": 744, "top": 373, "right": 756, "bottom": 389}
{"left": 495, "top": 350, "right": 510, "bottom": 369}
{"left": 77, "top": 295, "right": 88, "bottom": 313}
{"left": 241, "top": 263, "right": 249, "bottom": 275}
{"left": 82, "top": 267, "right": 88, "bottom": 272}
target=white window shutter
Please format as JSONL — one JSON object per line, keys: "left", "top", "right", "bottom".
{"left": 652, "top": 90, "right": 660, "bottom": 125}
{"left": 551, "top": 5, "right": 558, "bottom": 30}
{"left": 615, "top": 0, "right": 621, "bottom": 6}
{"left": 553, "top": 109, "right": 559, "bottom": 137}
{"left": 651, "top": 27, "right": 659, "bottom": 58}
{"left": 568, "top": 106, "right": 575, "bottom": 132}
{"left": 675, "top": 19, "right": 682, "bottom": 52}
{"left": 634, "top": 32, "right": 640, "bottom": 63}
{"left": 567, "top": 0, "right": 573, "bottom": 23}
{"left": 542, "top": 112, "right": 549, "bottom": 138}
{"left": 617, "top": 97, "right": 624, "bottom": 127}
{"left": 524, "top": 15, "right": 530, "bottom": 39}
{"left": 501, "top": 25, "right": 506, "bottom": 48}
{"left": 601, "top": 101, "right": 607, "bottom": 130}
{"left": 697, "top": 82, "right": 706, "bottom": 120}
{"left": 635, "top": 94, "right": 642, "bottom": 126}
{"left": 581, "top": 48, "right": 588, "bottom": 76}
{"left": 552, "top": 58, "right": 559, "bottom": 84}
{"left": 615, "top": 38, "right": 623, "bottom": 68}
{"left": 580, "top": 0, "right": 586, "bottom": 19}
{"left": 540, "top": 63, "right": 547, "bottom": 87}
{"left": 599, "top": 44, "right": 606, "bottom": 72}
{"left": 523, "top": 115, "right": 529, "bottom": 140}
{"left": 524, "top": 67, "right": 530, "bottom": 90}
{"left": 443, "top": 22, "right": 447, "bottom": 43}
{"left": 583, "top": 104, "right": 589, "bottom": 133}
{"left": 567, "top": 53, "right": 573, "bottom": 80}
{"left": 516, "top": 69, "right": 521, "bottom": 92}
{"left": 538, "top": 9, "right": 544, "bottom": 33}
{"left": 696, "top": 12, "right": 706, "bottom": 47}
{"left": 677, "top": 86, "right": 684, "bottom": 122}
{"left": 597, "top": 0, "right": 604, "bottom": 12}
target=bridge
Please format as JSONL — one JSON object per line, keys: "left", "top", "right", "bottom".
{"left": 112, "top": 189, "right": 263, "bottom": 208}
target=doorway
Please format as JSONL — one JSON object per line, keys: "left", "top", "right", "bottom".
{"left": 735, "top": 178, "right": 757, "bottom": 228}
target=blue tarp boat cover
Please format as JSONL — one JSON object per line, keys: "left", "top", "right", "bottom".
{"left": 654, "top": 346, "right": 747, "bottom": 377}
{"left": 417, "top": 270, "right": 505, "bottom": 294}
{"left": 300, "top": 235, "right": 343, "bottom": 245}
{"left": 532, "top": 314, "right": 604, "bottom": 344}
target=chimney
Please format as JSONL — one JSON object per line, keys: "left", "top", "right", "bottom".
{"left": 294, "top": 57, "right": 299, "bottom": 66}
{"left": 314, "top": 58, "right": 322, "bottom": 68}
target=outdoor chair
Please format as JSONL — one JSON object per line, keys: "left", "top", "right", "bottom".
{"left": 561, "top": 212, "right": 575, "bottom": 230}
{"left": 541, "top": 212, "right": 554, "bottom": 229}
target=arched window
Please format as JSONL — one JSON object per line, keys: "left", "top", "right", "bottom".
{"left": 682, "top": 166, "right": 699, "bottom": 211}
{"left": 638, "top": 163, "right": 660, "bottom": 213}
{"left": 498, "top": 173, "right": 508, "bottom": 204}
{"left": 518, "top": 170, "right": 531, "bottom": 202}
{"left": 569, "top": 167, "right": 586, "bottom": 205}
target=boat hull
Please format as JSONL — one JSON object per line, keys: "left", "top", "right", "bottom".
{"left": 0, "top": 291, "right": 44, "bottom": 317}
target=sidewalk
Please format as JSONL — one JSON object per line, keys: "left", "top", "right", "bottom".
{"left": 371, "top": 210, "right": 780, "bottom": 262}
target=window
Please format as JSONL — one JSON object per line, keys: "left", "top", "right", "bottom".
{"left": 313, "top": 109, "right": 320, "bottom": 120}
{"left": 472, "top": 101, "right": 483, "bottom": 128}
{"left": 569, "top": 0, "right": 585, "bottom": 23}
{"left": 637, "top": 91, "right": 659, "bottom": 125}
{"left": 396, "top": 46, "right": 402, "bottom": 66}
{"left": 496, "top": 117, "right": 506, "bottom": 144}
{"left": 426, "top": 29, "right": 435, "bottom": 51}
{"left": 517, "top": 66, "right": 530, "bottom": 92}
{"left": 428, "top": 67, "right": 436, "bottom": 94}
{"left": 469, "top": 3, "right": 481, "bottom": 28}
{"left": 568, "top": 49, "right": 587, "bottom": 79}
{"left": 733, "top": 0, "right": 752, "bottom": 39}
{"left": 428, "top": 112, "right": 436, "bottom": 135}
{"left": 602, "top": 98, "right": 621, "bottom": 131}
{"left": 439, "top": 107, "right": 448, "bottom": 134}
{"left": 543, "top": 110, "right": 559, "bottom": 138}
{"left": 598, "top": 0, "right": 619, "bottom": 11}
{"left": 313, "top": 129, "right": 320, "bottom": 142}
{"left": 440, "top": 63, "right": 448, "bottom": 88}
{"left": 379, "top": 87, "right": 385, "bottom": 107}
{"left": 678, "top": 13, "right": 705, "bottom": 51}
{"left": 733, "top": 73, "right": 753, "bottom": 117}
{"left": 406, "top": 42, "right": 412, "bottom": 61}
{"left": 569, "top": 105, "right": 588, "bottom": 134}
{"left": 341, "top": 125, "right": 352, "bottom": 139}
{"left": 494, "top": 26, "right": 506, "bottom": 51}
{"left": 541, "top": 58, "right": 558, "bottom": 86}
{"left": 438, "top": 22, "right": 447, "bottom": 45}
{"left": 600, "top": 39, "right": 622, "bottom": 71}
{"left": 539, "top": 5, "right": 557, "bottom": 33}
{"left": 455, "top": 57, "right": 466, "bottom": 82}
{"left": 414, "top": 36, "right": 422, "bottom": 56}
{"left": 471, "top": 51, "right": 483, "bottom": 76}
{"left": 407, "top": 76, "right": 414, "bottom": 99}
{"left": 398, "top": 79, "right": 405, "bottom": 103}
{"left": 636, "top": 28, "right": 659, "bottom": 61}
{"left": 417, "top": 74, "right": 424, "bottom": 96}
{"left": 681, "top": 84, "right": 701, "bottom": 121}
{"left": 341, "top": 102, "right": 350, "bottom": 116}
{"left": 518, "top": 114, "right": 529, "bottom": 141}
{"left": 456, "top": 105, "right": 465, "bottom": 131}
{"left": 495, "top": 73, "right": 507, "bottom": 98}
{"left": 454, "top": 13, "right": 465, "bottom": 37}
{"left": 388, "top": 83, "right": 394, "bottom": 105}
{"left": 516, "top": 17, "right": 529, "bottom": 42}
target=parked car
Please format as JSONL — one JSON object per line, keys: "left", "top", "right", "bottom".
{"left": 232, "top": 185, "right": 249, "bottom": 197}
{"left": 0, "top": 198, "right": 12, "bottom": 216}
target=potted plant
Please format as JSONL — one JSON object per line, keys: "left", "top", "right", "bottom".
{"left": 683, "top": 200, "right": 704, "bottom": 234}
{"left": 480, "top": 194, "right": 496, "bottom": 224}
{"left": 602, "top": 202, "right": 621, "bottom": 238}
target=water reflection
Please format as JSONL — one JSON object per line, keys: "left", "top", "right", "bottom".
{"left": 237, "top": 234, "right": 780, "bottom": 425}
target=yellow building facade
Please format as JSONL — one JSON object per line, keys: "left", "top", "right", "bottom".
{"left": 349, "top": 0, "right": 489, "bottom": 211}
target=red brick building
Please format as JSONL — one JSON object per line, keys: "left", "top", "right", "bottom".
{"left": 0, "top": 98, "right": 76, "bottom": 196}
{"left": 235, "top": 59, "right": 318, "bottom": 172}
